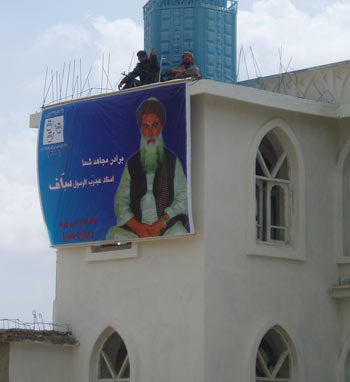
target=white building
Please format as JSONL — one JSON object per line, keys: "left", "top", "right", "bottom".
{"left": 3, "top": 60, "right": 350, "bottom": 382}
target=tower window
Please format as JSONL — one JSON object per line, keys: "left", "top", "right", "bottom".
{"left": 256, "top": 130, "right": 290, "bottom": 244}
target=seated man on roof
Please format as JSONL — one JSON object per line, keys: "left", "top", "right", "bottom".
{"left": 166, "top": 51, "right": 201, "bottom": 80}
{"left": 118, "top": 48, "right": 161, "bottom": 90}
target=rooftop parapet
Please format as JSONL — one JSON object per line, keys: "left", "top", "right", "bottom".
{"left": 144, "top": 0, "right": 237, "bottom": 15}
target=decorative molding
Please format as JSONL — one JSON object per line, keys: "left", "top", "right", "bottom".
{"left": 330, "top": 285, "right": 350, "bottom": 300}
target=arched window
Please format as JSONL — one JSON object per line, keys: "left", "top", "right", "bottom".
{"left": 345, "top": 350, "right": 350, "bottom": 382}
{"left": 97, "top": 330, "right": 130, "bottom": 382}
{"left": 256, "top": 327, "right": 292, "bottom": 382}
{"left": 256, "top": 129, "right": 290, "bottom": 243}
{"left": 343, "top": 150, "right": 350, "bottom": 256}
{"left": 339, "top": 338, "right": 350, "bottom": 382}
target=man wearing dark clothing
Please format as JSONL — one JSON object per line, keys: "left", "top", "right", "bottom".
{"left": 106, "top": 97, "right": 188, "bottom": 240}
{"left": 118, "top": 49, "right": 161, "bottom": 90}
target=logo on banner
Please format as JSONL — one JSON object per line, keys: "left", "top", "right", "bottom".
{"left": 43, "top": 115, "right": 64, "bottom": 145}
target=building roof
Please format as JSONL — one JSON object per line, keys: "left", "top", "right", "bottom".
{"left": 0, "top": 329, "right": 78, "bottom": 346}
{"left": 237, "top": 59, "right": 350, "bottom": 107}
{"left": 190, "top": 77, "right": 350, "bottom": 119}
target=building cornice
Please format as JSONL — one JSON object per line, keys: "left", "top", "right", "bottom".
{"left": 190, "top": 79, "right": 346, "bottom": 119}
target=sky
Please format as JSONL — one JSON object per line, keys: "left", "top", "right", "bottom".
{"left": 0, "top": 0, "right": 350, "bottom": 325}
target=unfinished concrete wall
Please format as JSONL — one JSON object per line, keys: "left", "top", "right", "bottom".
{"left": 0, "top": 343, "right": 9, "bottom": 382}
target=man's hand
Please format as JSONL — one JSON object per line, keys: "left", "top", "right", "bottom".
{"left": 126, "top": 214, "right": 170, "bottom": 238}
{"left": 118, "top": 79, "right": 125, "bottom": 90}
{"left": 148, "top": 214, "right": 170, "bottom": 236}
{"left": 175, "top": 69, "right": 185, "bottom": 78}
{"left": 126, "top": 218, "right": 152, "bottom": 238}
{"left": 147, "top": 220, "right": 164, "bottom": 236}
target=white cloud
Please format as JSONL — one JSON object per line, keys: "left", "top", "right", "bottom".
{"left": 36, "top": 23, "right": 91, "bottom": 50}
{"left": 33, "top": 17, "right": 143, "bottom": 100}
{"left": 0, "top": 120, "right": 48, "bottom": 252}
{"left": 30, "top": 23, "right": 95, "bottom": 105}
{"left": 91, "top": 17, "right": 144, "bottom": 90}
{"left": 237, "top": 0, "right": 350, "bottom": 80}
{"left": 252, "top": 0, "right": 301, "bottom": 18}
{"left": 0, "top": 126, "right": 36, "bottom": 183}
{"left": 0, "top": 174, "right": 49, "bottom": 252}
{"left": 0, "top": 117, "right": 56, "bottom": 323}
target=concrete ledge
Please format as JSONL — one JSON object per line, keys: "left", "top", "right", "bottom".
{"left": 329, "top": 285, "right": 350, "bottom": 299}
{"left": 0, "top": 329, "right": 78, "bottom": 346}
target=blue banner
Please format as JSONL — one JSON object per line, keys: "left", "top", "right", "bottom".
{"left": 38, "top": 82, "right": 192, "bottom": 246}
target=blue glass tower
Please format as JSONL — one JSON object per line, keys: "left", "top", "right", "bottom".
{"left": 143, "top": 0, "right": 238, "bottom": 83}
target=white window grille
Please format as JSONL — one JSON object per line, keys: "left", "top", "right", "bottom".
{"left": 343, "top": 151, "right": 350, "bottom": 256}
{"left": 97, "top": 331, "right": 130, "bottom": 382}
{"left": 256, "top": 328, "right": 292, "bottom": 382}
{"left": 345, "top": 350, "right": 350, "bottom": 382}
{"left": 256, "top": 131, "right": 290, "bottom": 244}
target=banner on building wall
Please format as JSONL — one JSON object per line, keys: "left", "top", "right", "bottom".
{"left": 38, "top": 82, "right": 193, "bottom": 246}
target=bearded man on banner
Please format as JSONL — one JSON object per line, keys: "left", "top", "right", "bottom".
{"left": 106, "top": 97, "right": 188, "bottom": 241}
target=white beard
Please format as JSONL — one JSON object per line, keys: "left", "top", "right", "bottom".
{"left": 140, "top": 134, "right": 165, "bottom": 173}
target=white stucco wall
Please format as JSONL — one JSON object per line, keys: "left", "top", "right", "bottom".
{"left": 53, "top": 237, "right": 204, "bottom": 382}
{"left": 192, "top": 89, "right": 341, "bottom": 382}
{"left": 50, "top": 79, "right": 350, "bottom": 382}
{"left": 9, "top": 342, "right": 74, "bottom": 382}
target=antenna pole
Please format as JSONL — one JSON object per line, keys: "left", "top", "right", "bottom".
{"left": 65, "top": 61, "right": 71, "bottom": 99}
{"left": 101, "top": 54, "right": 104, "bottom": 93}
{"left": 43, "top": 66, "right": 48, "bottom": 105}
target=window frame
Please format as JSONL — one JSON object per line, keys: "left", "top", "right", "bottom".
{"left": 251, "top": 324, "right": 305, "bottom": 382}
{"left": 339, "top": 335, "right": 350, "bottom": 382}
{"left": 97, "top": 331, "right": 130, "bottom": 382}
{"left": 90, "top": 327, "right": 133, "bottom": 382}
{"left": 337, "top": 138, "right": 350, "bottom": 261}
{"left": 246, "top": 119, "right": 306, "bottom": 261}
{"left": 256, "top": 327, "right": 292, "bottom": 382}
{"left": 255, "top": 142, "right": 291, "bottom": 244}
